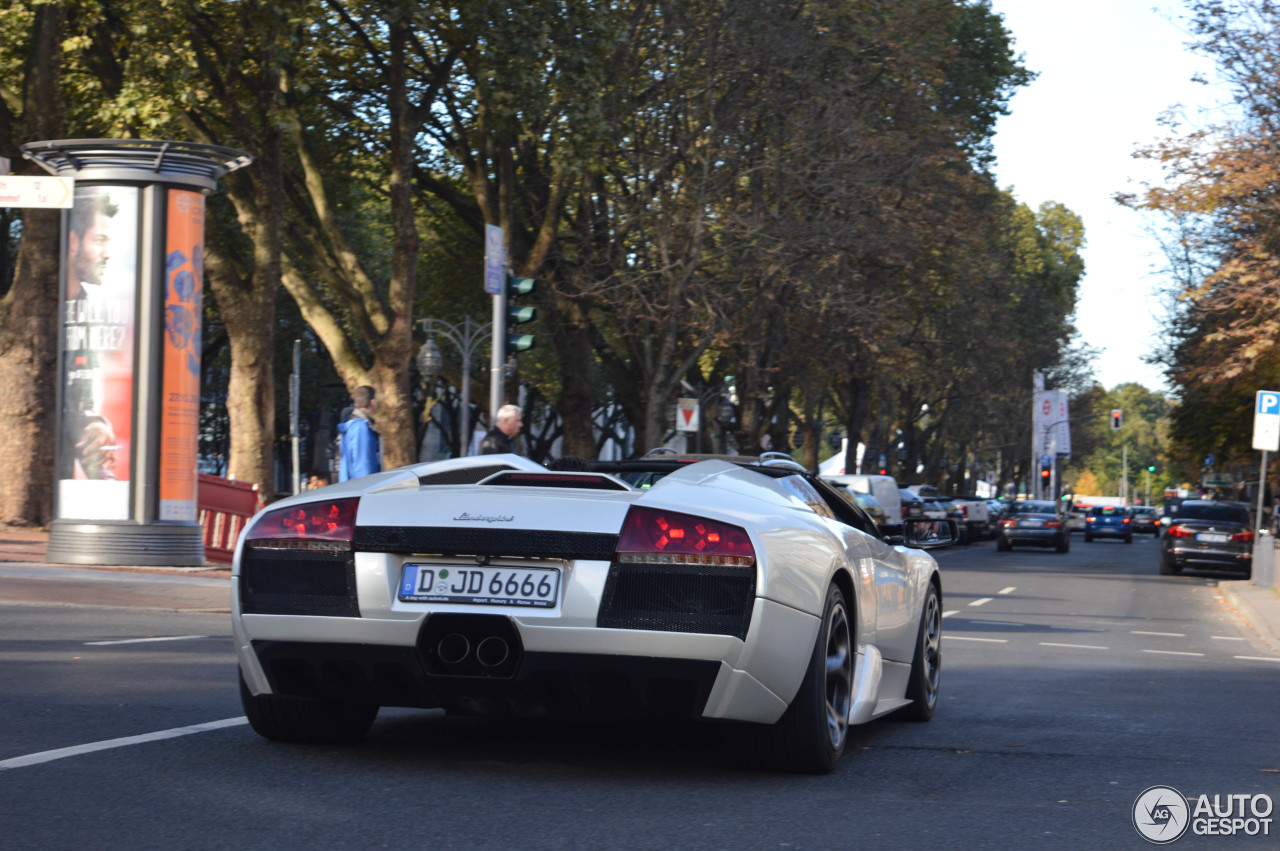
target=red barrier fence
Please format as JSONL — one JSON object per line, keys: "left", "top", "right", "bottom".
{"left": 197, "top": 474, "right": 262, "bottom": 564}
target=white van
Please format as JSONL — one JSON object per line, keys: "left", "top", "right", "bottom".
{"left": 824, "top": 474, "right": 903, "bottom": 524}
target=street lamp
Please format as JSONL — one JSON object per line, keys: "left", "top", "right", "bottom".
{"left": 419, "top": 317, "right": 491, "bottom": 456}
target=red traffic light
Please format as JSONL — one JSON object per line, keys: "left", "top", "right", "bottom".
{"left": 1040, "top": 469, "right": 1050, "bottom": 479}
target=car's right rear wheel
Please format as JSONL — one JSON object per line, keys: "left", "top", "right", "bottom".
{"left": 744, "top": 582, "right": 852, "bottom": 774}
{"left": 996, "top": 536, "right": 1011, "bottom": 552}
{"left": 239, "top": 670, "right": 378, "bottom": 744}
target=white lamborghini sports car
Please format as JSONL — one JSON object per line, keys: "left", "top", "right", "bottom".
{"left": 232, "top": 452, "right": 950, "bottom": 773}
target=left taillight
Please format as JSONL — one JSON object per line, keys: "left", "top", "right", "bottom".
{"left": 245, "top": 498, "right": 359, "bottom": 551}
{"left": 616, "top": 506, "right": 755, "bottom": 566}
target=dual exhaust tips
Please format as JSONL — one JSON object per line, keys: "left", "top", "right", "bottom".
{"left": 436, "top": 633, "right": 511, "bottom": 669}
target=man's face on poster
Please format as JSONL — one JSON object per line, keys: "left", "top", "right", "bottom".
{"left": 70, "top": 211, "right": 112, "bottom": 288}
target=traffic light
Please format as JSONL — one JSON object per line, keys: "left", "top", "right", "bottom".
{"left": 1110, "top": 409, "right": 1123, "bottom": 430}
{"left": 1040, "top": 463, "right": 1051, "bottom": 481}
{"left": 504, "top": 275, "right": 537, "bottom": 358}
{"left": 1148, "top": 465, "right": 1156, "bottom": 472}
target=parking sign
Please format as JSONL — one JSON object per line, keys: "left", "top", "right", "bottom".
{"left": 1253, "top": 390, "right": 1280, "bottom": 450}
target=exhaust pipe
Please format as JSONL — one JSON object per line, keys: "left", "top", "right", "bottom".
{"left": 475, "top": 636, "right": 510, "bottom": 669}
{"left": 436, "top": 633, "right": 471, "bottom": 666}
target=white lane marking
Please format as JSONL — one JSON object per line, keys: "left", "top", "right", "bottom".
{"left": 1141, "top": 649, "right": 1204, "bottom": 657}
{"left": 1040, "top": 642, "right": 1109, "bottom": 651}
{"left": 0, "top": 717, "right": 247, "bottom": 771}
{"left": 969, "top": 598, "right": 993, "bottom": 607}
{"left": 1045, "top": 625, "right": 1106, "bottom": 633}
{"left": 1212, "top": 636, "right": 1246, "bottom": 641}
{"left": 942, "top": 610, "right": 959, "bottom": 618}
{"left": 947, "top": 636, "right": 1008, "bottom": 643}
{"left": 997, "top": 586, "right": 1016, "bottom": 595}
{"left": 1234, "top": 656, "right": 1280, "bottom": 663}
{"left": 85, "top": 635, "right": 208, "bottom": 646}
{"left": 1130, "top": 631, "right": 1186, "bottom": 638}
{"left": 969, "top": 619, "right": 1025, "bottom": 627}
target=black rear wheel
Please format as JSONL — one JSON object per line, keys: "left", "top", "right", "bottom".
{"left": 745, "top": 583, "right": 853, "bottom": 774}
{"left": 239, "top": 670, "right": 378, "bottom": 744}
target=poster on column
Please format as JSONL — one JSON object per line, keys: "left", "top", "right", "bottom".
{"left": 158, "top": 189, "right": 204, "bottom": 522}
{"left": 57, "top": 185, "right": 138, "bottom": 520}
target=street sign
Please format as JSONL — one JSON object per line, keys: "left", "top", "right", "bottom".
{"left": 675, "top": 397, "right": 699, "bottom": 432}
{"left": 483, "top": 224, "right": 505, "bottom": 295}
{"left": 0, "top": 175, "right": 74, "bottom": 208}
{"left": 1252, "top": 390, "right": 1280, "bottom": 451}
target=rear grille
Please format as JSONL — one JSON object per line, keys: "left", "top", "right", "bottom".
{"left": 355, "top": 526, "right": 618, "bottom": 560}
{"left": 240, "top": 547, "right": 360, "bottom": 617}
{"left": 597, "top": 562, "right": 755, "bottom": 640}
{"left": 417, "top": 464, "right": 516, "bottom": 486}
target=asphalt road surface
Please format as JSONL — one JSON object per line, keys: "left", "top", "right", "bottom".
{"left": 2, "top": 533, "right": 1277, "bottom": 850}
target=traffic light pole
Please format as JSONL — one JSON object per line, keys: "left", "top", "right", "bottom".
{"left": 490, "top": 280, "right": 506, "bottom": 426}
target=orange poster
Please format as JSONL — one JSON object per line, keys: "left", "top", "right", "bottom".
{"left": 158, "top": 189, "right": 205, "bottom": 522}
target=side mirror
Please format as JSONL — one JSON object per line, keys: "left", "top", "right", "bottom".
{"left": 896, "top": 518, "right": 958, "bottom": 548}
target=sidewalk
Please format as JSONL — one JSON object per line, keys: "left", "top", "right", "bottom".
{"left": 0, "top": 525, "right": 231, "bottom": 612}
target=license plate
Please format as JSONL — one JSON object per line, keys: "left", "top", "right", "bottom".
{"left": 398, "top": 564, "right": 561, "bottom": 608}
{"left": 1021, "top": 519, "right": 1043, "bottom": 528}
{"left": 1197, "top": 533, "right": 1229, "bottom": 544}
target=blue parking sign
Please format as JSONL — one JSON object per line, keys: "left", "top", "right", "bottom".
{"left": 1258, "top": 391, "right": 1280, "bottom": 415}
{"left": 1253, "top": 390, "right": 1280, "bottom": 451}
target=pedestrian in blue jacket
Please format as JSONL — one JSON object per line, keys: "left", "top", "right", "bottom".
{"left": 338, "top": 385, "right": 381, "bottom": 482}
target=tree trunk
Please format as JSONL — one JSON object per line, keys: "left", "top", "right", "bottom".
{"left": 0, "top": 4, "right": 66, "bottom": 524}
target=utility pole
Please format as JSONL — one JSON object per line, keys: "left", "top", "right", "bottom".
{"left": 1122, "top": 443, "right": 1128, "bottom": 505}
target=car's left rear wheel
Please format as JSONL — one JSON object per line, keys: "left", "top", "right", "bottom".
{"left": 239, "top": 670, "right": 378, "bottom": 745}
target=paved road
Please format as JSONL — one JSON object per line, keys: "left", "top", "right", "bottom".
{"left": 1, "top": 534, "right": 1277, "bottom": 849}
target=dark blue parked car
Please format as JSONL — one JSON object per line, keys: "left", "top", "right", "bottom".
{"left": 1084, "top": 505, "right": 1132, "bottom": 543}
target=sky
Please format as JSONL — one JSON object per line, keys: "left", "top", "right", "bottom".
{"left": 987, "top": 0, "right": 1226, "bottom": 393}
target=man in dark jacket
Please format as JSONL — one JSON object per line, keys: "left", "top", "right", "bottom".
{"left": 338, "top": 385, "right": 381, "bottom": 481}
{"left": 478, "top": 404, "right": 523, "bottom": 455}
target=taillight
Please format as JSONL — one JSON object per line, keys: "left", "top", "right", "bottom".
{"left": 1122, "top": 517, "right": 1131, "bottom": 524}
{"left": 1000, "top": 518, "right": 1016, "bottom": 528}
{"left": 616, "top": 506, "right": 755, "bottom": 566}
{"left": 1045, "top": 520, "right": 1061, "bottom": 529}
{"left": 1232, "top": 529, "right": 1256, "bottom": 543}
{"left": 245, "top": 498, "right": 359, "bottom": 550}
{"left": 1167, "top": 524, "right": 1196, "bottom": 538}
{"left": 959, "top": 505, "right": 969, "bottom": 517}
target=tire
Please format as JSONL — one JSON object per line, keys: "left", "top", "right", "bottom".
{"left": 898, "top": 583, "right": 941, "bottom": 722}
{"left": 239, "top": 670, "right": 378, "bottom": 744}
{"left": 1159, "top": 554, "right": 1181, "bottom": 576}
{"left": 747, "top": 583, "right": 853, "bottom": 774}
{"left": 1056, "top": 535, "right": 1070, "bottom": 554}
{"left": 1084, "top": 533, "right": 1093, "bottom": 543}
{"left": 1124, "top": 534, "right": 1133, "bottom": 544}
{"left": 996, "top": 536, "right": 1011, "bottom": 552}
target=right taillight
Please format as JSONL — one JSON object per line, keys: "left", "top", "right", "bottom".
{"left": 245, "top": 498, "right": 359, "bottom": 551}
{"left": 616, "top": 506, "right": 755, "bottom": 566}
{"left": 1232, "top": 529, "right": 1256, "bottom": 543}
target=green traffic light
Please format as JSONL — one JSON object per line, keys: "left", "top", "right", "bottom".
{"left": 508, "top": 276, "right": 536, "bottom": 296}
{"left": 508, "top": 305, "right": 536, "bottom": 324}
{"left": 506, "top": 333, "right": 535, "bottom": 354}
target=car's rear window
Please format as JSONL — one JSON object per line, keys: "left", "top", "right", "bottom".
{"left": 1177, "top": 503, "right": 1250, "bottom": 524}
{"left": 1091, "top": 506, "right": 1127, "bottom": 516}
{"left": 1011, "top": 501, "right": 1055, "bottom": 514}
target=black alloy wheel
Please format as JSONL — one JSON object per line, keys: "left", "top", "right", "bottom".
{"left": 899, "top": 582, "right": 942, "bottom": 721}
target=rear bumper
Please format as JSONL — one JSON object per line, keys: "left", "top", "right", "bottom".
{"left": 999, "top": 529, "right": 1063, "bottom": 547}
{"left": 1164, "top": 545, "right": 1252, "bottom": 569}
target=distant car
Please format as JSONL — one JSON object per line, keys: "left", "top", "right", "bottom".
{"left": 1160, "top": 500, "right": 1254, "bottom": 576}
{"left": 846, "top": 490, "right": 888, "bottom": 525}
{"left": 1066, "top": 505, "right": 1089, "bottom": 533}
{"left": 1084, "top": 506, "right": 1132, "bottom": 543}
{"left": 996, "top": 500, "right": 1069, "bottom": 553}
{"left": 1130, "top": 506, "right": 1160, "bottom": 536}
{"left": 900, "top": 489, "right": 927, "bottom": 521}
